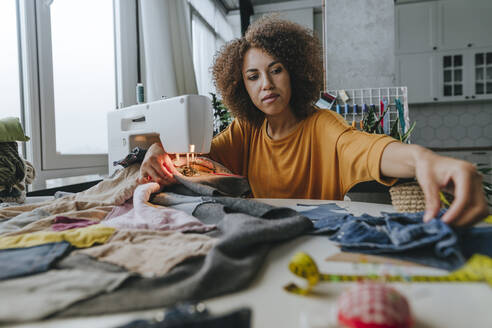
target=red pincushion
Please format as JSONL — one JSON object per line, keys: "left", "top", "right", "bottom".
{"left": 337, "top": 282, "right": 413, "bottom": 328}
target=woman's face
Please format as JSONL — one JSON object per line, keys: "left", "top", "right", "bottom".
{"left": 242, "top": 47, "right": 292, "bottom": 118}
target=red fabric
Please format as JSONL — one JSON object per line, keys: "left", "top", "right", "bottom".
{"left": 337, "top": 282, "right": 412, "bottom": 328}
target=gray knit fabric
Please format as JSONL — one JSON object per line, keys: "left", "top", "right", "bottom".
{"left": 54, "top": 202, "right": 312, "bottom": 318}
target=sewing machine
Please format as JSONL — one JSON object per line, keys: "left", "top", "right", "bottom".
{"left": 108, "top": 95, "right": 214, "bottom": 174}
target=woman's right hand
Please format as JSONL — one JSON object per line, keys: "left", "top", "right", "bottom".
{"left": 137, "top": 143, "right": 177, "bottom": 187}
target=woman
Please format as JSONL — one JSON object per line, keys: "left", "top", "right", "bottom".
{"left": 140, "top": 16, "right": 488, "bottom": 227}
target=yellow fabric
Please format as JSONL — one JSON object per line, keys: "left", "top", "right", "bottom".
{"left": 0, "top": 225, "right": 115, "bottom": 250}
{"left": 210, "top": 109, "right": 398, "bottom": 200}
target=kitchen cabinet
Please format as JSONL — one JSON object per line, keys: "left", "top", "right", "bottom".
{"left": 438, "top": 0, "right": 492, "bottom": 51}
{"left": 396, "top": 53, "right": 437, "bottom": 103}
{"left": 395, "top": 1, "right": 437, "bottom": 54}
{"left": 438, "top": 48, "right": 492, "bottom": 102}
{"left": 395, "top": 0, "right": 492, "bottom": 103}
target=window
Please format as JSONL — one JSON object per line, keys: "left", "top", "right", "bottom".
{"left": 36, "top": 0, "right": 115, "bottom": 171}
{"left": 442, "top": 54, "right": 463, "bottom": 96}
{"left": 12, "top": 0, "right": 121, "bottom": 190}
{"left": 49, "top": 0, "right": 115, "bottom": 155}
{"left": 0, "top": 1, "right": 22, "bottom": 120}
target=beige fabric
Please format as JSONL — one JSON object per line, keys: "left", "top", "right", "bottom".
{"left": 0, "top": 166, "right": 139, "bottom": 221}
{"left": 76, "top": 229, "right": 217, "bottom": 277}
{"left": 1, "top": 206, "right": 114, "bottom": 237}
{"left": 0, "top": 166, "right": 140, "bottom": 236}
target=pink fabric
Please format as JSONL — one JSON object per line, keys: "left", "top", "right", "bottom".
{"left": 51, "top": 216, "right": 98, "bottom": 231}
{"left": 101, "top": 183, "right": 215, "bottom": 233}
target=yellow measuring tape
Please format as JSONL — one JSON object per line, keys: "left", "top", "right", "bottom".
{"left": 284, "top": 252, "right": 492, "bottom": 295}
{"left": 439, "top": 191, "right": 492, "bottom": 224}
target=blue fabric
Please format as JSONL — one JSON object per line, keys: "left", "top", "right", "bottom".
{"left": 302, "top": 204, "right": 492, "bottom": 271}
{"left": 297, "top": 203, "right": 348, "bottom": 221}
{"left": 116, "top": 307, "right": 251, "bottom": 328}
{"left": 0, "top": 242, "right": 71, "bottom": 280}
{"left": 459, "top": 226, "right": 492, "bottom": 259}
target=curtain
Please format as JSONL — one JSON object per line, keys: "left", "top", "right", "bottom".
{"left": 192, "top": 16, "right": 216, "bottom": 96}
{"left": 139, "top": 0, "right": 198, "bottom": 101}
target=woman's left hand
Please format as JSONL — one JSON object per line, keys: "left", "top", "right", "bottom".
{"left": 415, "top": 149, "right": 489, "bottom": 226}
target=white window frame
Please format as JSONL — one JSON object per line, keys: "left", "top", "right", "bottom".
{"left": 16, "top": 0, "right": 138, "bottom": 190}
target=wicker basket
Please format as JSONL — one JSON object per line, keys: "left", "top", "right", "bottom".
{"left": 389, "top": 182, "right": 426, "bottom": 213}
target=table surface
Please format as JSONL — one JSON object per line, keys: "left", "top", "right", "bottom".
{"left": 9, "top": 199, "right": 492, "bottom": 328}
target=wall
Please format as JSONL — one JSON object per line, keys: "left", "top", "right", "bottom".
{"left": 324, "top": 0, "right": 395, "bottom": 89}
{"left": 411, "top": 101, "right": 492, "bottom": 149}
{"left": 252, "top": 8, "right": 313, "bottom": 30}
{"left": 227, "top": 1, "right": 323, "bottom": 39}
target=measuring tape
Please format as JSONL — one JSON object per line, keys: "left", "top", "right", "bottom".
{"left": 439, "top": 191, "right": 492, "bottom": 224}
{"left": 284, "top": 252, "right": 492, "bottom": 295}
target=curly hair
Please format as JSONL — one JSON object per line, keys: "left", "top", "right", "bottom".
{"left": 212, "top": 15, "right": 324, "bottom": 126}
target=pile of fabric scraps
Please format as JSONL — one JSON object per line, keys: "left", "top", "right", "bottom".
{"left": 0, "top": 163, "right": 313, "bottom": 324}
{"left": 0, "top": 117, "right": 35, "bottom": 205}
{"left": 301, "top": 203, "right": 492, "bottom": 271}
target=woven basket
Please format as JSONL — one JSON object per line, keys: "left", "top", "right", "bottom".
{"left": 389, "top": 182, "right": 426, "bottom": 213}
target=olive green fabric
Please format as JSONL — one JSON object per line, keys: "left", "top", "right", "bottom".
{"left": 0, "top": 118, "right": 29, "bottom": 142}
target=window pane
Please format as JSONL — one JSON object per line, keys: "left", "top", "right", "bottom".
{"left": 454, "top": 84, "right": 462, "bottom": 96}
{"left": 454, "top": 69, "right": 462, "bottom": 82}
{"left": 476, "top": 68, "right": 484, "bottom": 81}
{"left": 0, "top": 1, "right": 21, "bottom": 120}
{"left": 50, "top": 0, "right": 115, "bottom": 154}
{"left": 487, "top": 52, "right": 492, "bottom": 65}
{"left": 476, "top": 53, "right": 484, "bottom": 66}
{"left": 444, "top": 85, "right": 452, "bottom": 96}
{"left": 444, "top": 70, "right": 452, "bottom": 82}
{"left": 476, "top": 83, "right": 484, "bottom": 94}
{"left": 453, "top": 55, "right": 462, "bottom": 67}
{"left": 443, "top": 56, "right": 452, "bottom": 68}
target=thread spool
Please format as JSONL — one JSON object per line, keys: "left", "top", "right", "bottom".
{"left": 136, "top": 83, "right": 144, "bottom": 104}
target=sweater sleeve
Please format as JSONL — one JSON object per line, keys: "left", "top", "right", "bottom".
{"left": 336, "top": 128, "right": 399, "bottom": 195}
{"left": 208, "top": 119, "right": 251, "bottom": 176}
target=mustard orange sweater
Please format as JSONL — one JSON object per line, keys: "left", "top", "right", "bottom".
{"left": 209, "top": 109, "right": 397, "bottom": 200}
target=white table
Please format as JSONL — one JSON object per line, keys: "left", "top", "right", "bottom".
{"left": 10, "top": 199, "right": 492, "bottom": 328}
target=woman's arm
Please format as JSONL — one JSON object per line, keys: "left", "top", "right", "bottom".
{"left": 138, "top": 142, "right": 177, "bottom": 186}
{"left": 380, "top": 142, "right": 489, "bottom": 226}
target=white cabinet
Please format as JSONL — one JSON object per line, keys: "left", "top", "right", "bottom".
{"left": 471, "top": 50, "right": 492, "bottom": 99}
{"left": 395, "top": 1, "right": 437, "bottom": 54}
{"left": 397, "top": 53, "right": 437, "bottom": 103}
{"left": 395, "top": 0, "right": 492, "bottom": 103}
{"left": 437, "top": 48, "right": 492, "bottom": 101}
{"left": 438, "top": 0, "right": 492, "bottom": 51}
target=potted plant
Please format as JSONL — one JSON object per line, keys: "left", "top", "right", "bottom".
{"left": 210, "top": 93, "right": 233, "bottom": 136}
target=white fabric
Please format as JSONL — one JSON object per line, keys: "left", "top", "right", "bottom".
{"left": 139, "top": 0, "right": 198, "bottom": 101}
{"left": 101, "top": 183, "right": 215, "bottom": 233}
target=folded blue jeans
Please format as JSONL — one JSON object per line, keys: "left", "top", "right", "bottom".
{"left": 0, "top": 241, "right": 71, "bottom": 280}
{"left": 302, "top": 204, "right": 492, "bottom": 270}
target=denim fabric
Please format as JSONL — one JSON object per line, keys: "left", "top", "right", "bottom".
{"left": 459, "top": 226, "right": 492, "bottom": 259}
{"left": 297, "top": 203, "right": 348, "bottom": 221}
{"left": 0, "top": 241, "right": 71, "bottom": 280}
{"left": 305, "top": 206, "right": 492, "bottom": 270}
